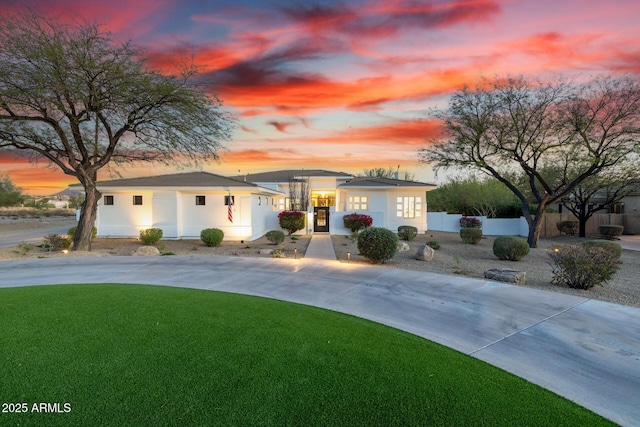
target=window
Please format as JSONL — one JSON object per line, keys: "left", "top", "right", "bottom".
{"left": 225, "top": 195, "right": 234, "bottom": 206}
{"left": 104, "top": 195, "right": 114, "bottom": 205}
{"left": 347, "top": 196, "right": 368, "bottom": 211}
{"left": 396, "top": 196, "right": 422, "bottom": 218}
{"left": 196, "top": 195, "right": 206, "bottom": 206}
{"left": 133, "top": 195, "right": 143, "bottom": 206}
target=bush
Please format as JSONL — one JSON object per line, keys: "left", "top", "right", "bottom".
{"left": 343, "top": 213, "right": 373, "bottom": 234}
{"left": 460, "top": 228, "right": 482, "bottom": 244}
{"left": 397, "top": 225, "right": 418, "bottom": 241}
{"left": 42, "top": 234, "right": 72, "bottom": 251}
{"left": 266, "top": 230, "right": 285, "bottom": 245}
{"left": 599, "top": 225, "right": 624, "bottom": 240}
{"left": 556, "top": 221, "right": 578, "bottom": 236}
{"left": 278, "top": 211, "right": 306, "bottom": 235}
{"left": 139, "top": 228, "right": 163, "bottom": 245}
{"left": 68, "top": 225, "right": 97, "bottom": 240}
{"left": 271, "top": 249, "right": 285, "bottom": 258}
{"left": 426, "top": 240, "right": 441, "bottom": 250}
{"left": 357, "top": 227, "right": 398, "bottom": 264}
{"left": 459, "top": 216, "right": 482, "bottom": 229}
{"left": 493, "top": 236, "right": 530, "bottom": 261}
{"left": 200, "top": 228, "right": 224, "bottom": 247}
{"left": 549, "top": 245, "right": 620, "bottom": 289}
{"left": 582, "top": 240, "right": 622, "bottom": 259}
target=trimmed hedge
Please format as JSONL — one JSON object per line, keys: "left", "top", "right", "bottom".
{"left": 201, "top": 228, "right": 224, "bottom": 247}
{"left": 493, "top": 236, "right": 530, "bottom": 261}
{"left": 460, "top": 228, "right": 482, "bottom": 244}
{"left": 398, "top": 225, "right": 418, "bottom": 241}
{"left": 599, "top": 225, "right": 624, "bottom": 240}
{"left": 357, "top": 227, "right": 398, "bottom": 264}
{"left": 278, "top": 211, "right": 306, "bottom": 235}
{"left": 459, "top": 216, "right": 482, "bottom": 229}
{"left": 582, "top": 240, "right": 622, "bottom": 259}
{"left": 266, "top": 230, "right": 285, "bottom": 245}
{"left": 343, "top": 213, "right": 373, "bottom": 234}
{"left": 139, "top": 228, "right": 163, "bottom": 245}
{"left": 556, "top": 221, "right": 578, "bottom": 236}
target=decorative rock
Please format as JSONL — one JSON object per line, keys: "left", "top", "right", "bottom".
{"left": 259, "top": 249, "right": 274, "bottom": 255}
{"left": 133, "top": 246, "right": 160, "bottom": 256}
{"left": 484, "top": 268, "right": 526, "bottom": 285}
{"left": 415, "top": 244, "right": 434, "bottom": 261}
{"left": 397, "top": 242, "right": 410, "bottom": 252}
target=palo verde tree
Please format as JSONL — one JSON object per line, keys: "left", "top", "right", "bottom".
{"left": 0, "top": 174, "right": 26, "bottom": 207}
{"left": 0, "top": 11, "right": 233, "bottom": 251}
{"left": 420, "top": 75, "right": 640, "bottom": 248}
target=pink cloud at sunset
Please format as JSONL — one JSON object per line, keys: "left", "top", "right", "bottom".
{"left": 1, "top": 0, "right": 639, "bottom": 194}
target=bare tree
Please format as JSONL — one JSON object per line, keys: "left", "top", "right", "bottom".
{"left": 361, "top": 166, "right": 416, "bottom": 181}
{"left": 287, "top": 174, "right": 309, "bottom": 210}
{"left": 0, "top": 11, "right": 233, "bottom": 250}
{"left": 420, "top": 75, "right": 640, "bottom": 247}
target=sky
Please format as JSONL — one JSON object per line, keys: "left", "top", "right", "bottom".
{"left": 1, "top": 0, "right": 639, "bottom": 194}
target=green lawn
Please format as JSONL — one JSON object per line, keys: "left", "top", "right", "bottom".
{"left": 0, "top": 284, "right": 614, "bottom": 426}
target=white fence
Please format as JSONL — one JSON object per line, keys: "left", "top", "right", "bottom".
{"left": 427, "top": 212, "right": 529, "bottom": 236}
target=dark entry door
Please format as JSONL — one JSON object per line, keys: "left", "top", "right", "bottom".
{"left": 314, "top": 207, "right": 330, "bottom": 232}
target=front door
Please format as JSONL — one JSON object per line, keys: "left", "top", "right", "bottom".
{"left": 314, "top": 207, "right": 330, "bottom": 232}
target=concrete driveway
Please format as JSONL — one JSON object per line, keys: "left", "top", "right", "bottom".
{"left": 0, "top": 255, "right": 638, "bottom": 426}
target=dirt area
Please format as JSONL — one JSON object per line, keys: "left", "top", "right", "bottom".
{"left": 1, "top": 214, "right": 638, "bottom": 309}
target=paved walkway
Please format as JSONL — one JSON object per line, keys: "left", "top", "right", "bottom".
{"left": 0, "top": 256, "right": 639, "bottom": 426}
{"left": 304, "top": 234, "right": 338, "bottom": 260}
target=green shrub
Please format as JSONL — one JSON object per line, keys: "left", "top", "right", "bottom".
{"left": 397, "top": 225, "right": 418, "bottom": 241}
{"left": 266, "top": 230, "right": 285, "bottom": 245}
{"left": 139, "top": 228, "right": 163, "bottom": 245}
{"left": 599, "top": 225, "right": 624, "bottom": 240}
{"left": 582, "top": 240, "right": 622, "bottom": 259}
{"left": 16, "top": 242, "right": 35, "bottom": 255}
{"left": 460, "top": 228, "right": 482, "bottom": 244}
{"left": 271, "top": 249, "right": 285, "bottom": 258}
{"left": 343, "top": 213, "right": 373, "bottom": 234}
{"left": 200, "top": 228, "right": 224, "bottom": 247}
{"left": 493, "top": 236, "right": 530, "bottom": 261}
{"left": 278, "top": 211, "right": 306, "bottom": 235}
{"left": 68, "top": 225, "right": 97, "bottom": 240}
{"left": 357, "top": 227, "right": 398, "bottom": 264}
{"left": 556, "top": 221, "right": 578, "bottom": 236}
{"left": 42, "top": 234, "right": 72, "bottom": 251}
{"left": 426, "top": 240, "right": 441, "bottom": 250}
{"left": 549, "top": 245, "right": 620, "bottom": 289}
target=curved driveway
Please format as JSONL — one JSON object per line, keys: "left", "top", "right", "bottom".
{"left": 1, "top": 255, "right": 639, "bottom": 426}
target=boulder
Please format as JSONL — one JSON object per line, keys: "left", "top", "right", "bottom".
{"left": 415, "top": 244, "right": 434, "bottom": 261}
{"left": 133, "top": 246, "right": 160, "bottom": 256}
{"left": 397, "top": 242, "right": 410, "bottom": 252}
{"left": 484, "top": 268, "right": 526, "bottom": 285}
{"left": 259, "top": 248, "right": 274, "bottom": 255}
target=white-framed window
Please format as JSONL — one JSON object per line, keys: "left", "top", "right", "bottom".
{"left": 396, "top": 196, "right": 422, "bottom": 218}
{"left": 347, "top": 196, "right": 368, "bottom": 211}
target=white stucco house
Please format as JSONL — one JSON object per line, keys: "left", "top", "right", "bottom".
{"left": 89, "top": 169, "right": 436, "bottom": 240}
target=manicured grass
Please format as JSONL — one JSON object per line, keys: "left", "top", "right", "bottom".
{"left": 0, "top": 284, "right": 613, "bottom": 426}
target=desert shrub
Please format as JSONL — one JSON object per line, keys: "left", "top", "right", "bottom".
{"left": 200, "top": 228, "right": 224, "bottom": 247}
{"left": 266, "top": 230, "right": 285, "bottom": 245}
{"left": 599, "top": 225, "right": 624, "bottom": 240}
{"left": 343, "top": 213, "right": 373, "bottom": 234}
{"left": 582, "top": 240, "right": 622, "bottom": 259}
{"left": 42, "top": 234, "right": 72, "bottom": 251}
{"left": 272, "top": 249, "right": 285, "bottom": 258}
{"left": 278, "top": 211, "right": 306, "bottom": 235}
{"left": 357, "top": 227, "right": 398, "bottom": 264}
{"left": 549, "top": 245, "right": 620, "bottom": 289}
{"left": 16, "top": 242, "right": 35, "bottom": 255}
{"left": 397, "top": 225, "right": 418, "bottom": 241}
{"left": 139, "top": 228, "right": 163, "bottom": 245}
{"left": 68, "top": 225, "right": 97, "bottom": 240}
{"left": 426, "top": 240, "right": 441, "bottom": 250}
{"left": 460, "top": 228, "right": 482, "bottom": 244}
{"left": 556, "top": 221, "right": 578, "bottom": 236}
{"left": 493, "top": 236, "right": 530, "bottom": 261}
{"left": 459, "top": 216, "right": 482, "bottom": 229}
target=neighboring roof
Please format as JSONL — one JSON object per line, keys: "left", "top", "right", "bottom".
{"left": 240, "top": 169, "right": 354, "bottom": 183}
{"left": 94, "top": 171, "right": 262, "bottom": 189}
{"left": 339, "top": 177, "right": 437, "bottom": 188}
{"left": 50, "top": 188, "right": 82, "bottom": 198}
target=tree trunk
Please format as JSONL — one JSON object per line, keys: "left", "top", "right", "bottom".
{"left": 578, "top": 211, "right": 588, "bottom": 238}
{"left": 526, "top": 213, "right": 546, "bottom": 248}
{"left": 73, "top": 176, "right": 101, "bottom": 251}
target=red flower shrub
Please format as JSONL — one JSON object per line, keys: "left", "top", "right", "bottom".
{"left": 343, "top": 213, "right": 373, "bottom": 233}
{"left": 459, "top": 216, "right": 482, "bottom": 229}
{"left": 278, "top": 211, "right": 306, "bottom": 235}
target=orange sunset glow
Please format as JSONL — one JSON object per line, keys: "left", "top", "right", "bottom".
{"left": 1, "top": 0, "right": 639, "bottom": 194}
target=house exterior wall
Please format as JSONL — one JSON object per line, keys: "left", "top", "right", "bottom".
{"left": 96, "top": 190, "right": 154, "bottom": 237}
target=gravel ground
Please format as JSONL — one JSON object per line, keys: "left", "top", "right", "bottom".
{"left": 1, "top": 216, "right": 638, "bottom": 309}
{"left": 332, "top": 231, "right": 640, "bottom": 309}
